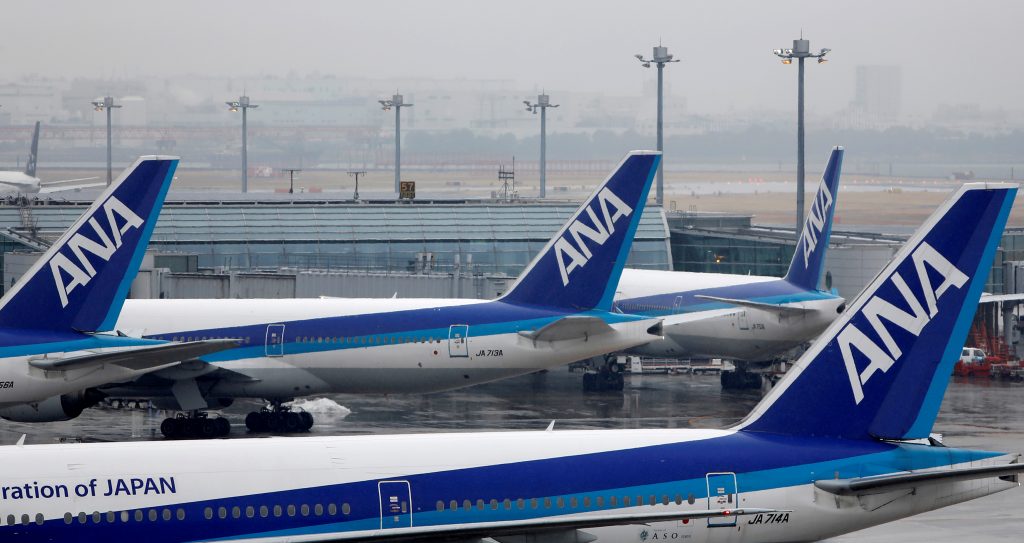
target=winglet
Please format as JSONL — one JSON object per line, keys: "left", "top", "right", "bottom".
{"left": 739, "top": 182, "right": 1017, "bottom": 440}
{"left": 499, "top": 151, "right": 660, "bottom": 311}
{"left": 0, "top": 156, "right": 178, "bottom": 333}
{"left": 783, "top": 147, "right": 843, "bottom": 290}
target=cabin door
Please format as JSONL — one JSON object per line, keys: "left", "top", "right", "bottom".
{"left": 378, "top": 480, "right": 413, "bottom": 529}
{"left": 706, "top": 472, "right": 739, "bottom": 527}
{"left": 448, "top": 324, "right": 469, "bottom": 357}
{"left": 736, "top": 310, "right": 750, "bottom": 331}
{"left": 265, "top": 324, "right": 286, "bottom": 357}
{"left": 673, "top": 296, "right": 684, "bottom": 313}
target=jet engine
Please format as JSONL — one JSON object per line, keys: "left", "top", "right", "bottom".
{"left": 0, "top": 389, "right": 105, "bottom": 422}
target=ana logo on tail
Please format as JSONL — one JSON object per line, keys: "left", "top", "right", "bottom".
{"left": 49, "top": 196, "right": 145, "bottom": 308}
{"left": 554, "top": 187, "right": 633, "bottom": 286}
{"left": 839, "top": 241, "right": 968, "bottom": 404}
{"left": 799, "top": 180, "right": 834, "bottom": 269}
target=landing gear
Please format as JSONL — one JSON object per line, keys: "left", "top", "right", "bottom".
{"left": 245, "top": 401, "right": 314, "bottom": 433}
{"left": 160, "top": 411, "right": 231, "bottom": 439}
{"left": 720, "top": 368, "right": 763, "bottom": 390}
{"left": 582, "top": 357, "right": 625, "bottom": 392}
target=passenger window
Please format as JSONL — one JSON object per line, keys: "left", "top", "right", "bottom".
{"left": 287, "top": 505, "right": 296, "bottom": 517}
{"left": 163, "top": 509, "right": 172, "bottom": 521}
{"left": 245, "top": 506, "right": 254, "bottom": 518}
{"left": 516, "top": 498, "right": 525, "bottom": 509}
{"left": 623, "top": 496, "right": 631, "bottom": 506}
{"left": 107, "top": 511, "right": 116, "bottom": 523}
{"left": 177, "top": 509, "right": 186, "bottom": 521}
{"left": 218, "top": 507, "right": 227, "bottom": 519}
{"left": 436, "top": 501, "right": 444, "bottom": 512}
{"left": 7, "top": 514, "right": 16, "bottom": 525}
{"left": 301, "top": 504, "right": 310, "bottom": 516}
{"left": 463, "top": 499, "right": 472, "bottom": 511}
{"left": 204, "top": 507, "right": 213, "bottom": 520}
{"left": 674, "top": 494, "right": 682, "bottom": 505}
{"left": 661, "top": 495, "right": 669, "bottom": 506}
{"left": 260, "top": 506, "right": 269, "bottom": 518}
{"left": 35, "top": 513, "right": 44, "bottom": 525}
{"left": 274, "top": 505, "right": 283, "bottom": 517}
{"left": 21, "top": 513, "right": 30, "bottom": 526}
{"left": 570, "top": 497, "right": 578, "bottom": 508}
{"left": 64, "top": 512, "right": 73, "bottom": 524}
{"left": 557, "top": 497, "right": 565, "bottom": 508}
{"left": 231, "top": 506, "right": 240, "bottom": 519}
{"left": 121, "top": 511, "right": 130, "bottom": 523}
{"left": 544, "top": 497, "right": 552, "bottom": 508}
{"left": 583, "top": 497, "right": 591, "bottom": 507}
{"left": 149, "top": 510, "right": 158, "bottom": 522}
{"left": 503, "top": 498, "right": 511, "bottom": 510}
{"left": 78, "top": 512, "right": 87, "bottom": 524}
{"left": 490, "top": 499, "right": 498, "bottom": 510}
{"left": 596, "top": 496, "right": 604, "bottom": 507}
{"left": 610, "top": 496, "right": 617, "bottom": 506}
{"left": 328, "top": 503, "right": 338, "bottom": 516}
{"left": 315, "top": 504, "right": 324, "bottom": 516}
{"left": 341, "top": 503, "right": 351, "bottom": 515}
{"left": 687, "top": 493, "right": 695, "bottom": 505}
{"left": 530, "top": 498, "right": 538, "bottom": 509}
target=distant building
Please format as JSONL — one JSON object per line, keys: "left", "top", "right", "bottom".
{"left": 850, "top": 65, "right": 902, "bottom": 122}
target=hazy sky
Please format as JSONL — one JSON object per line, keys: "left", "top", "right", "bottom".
{"left": 5, "top": 1, "right": 1022, "bottom": 117}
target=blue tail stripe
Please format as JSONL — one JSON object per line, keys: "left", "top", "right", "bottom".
{"left": 783, "top": 147, "right": 843, "bottom": 290}
{"left": 499, "top": 152, "right": 659, "bottom": 311}
{"left": 905, "top": 188, "right": 1015, "bottom": 437}
{"left": 741, "top": 184, "right": 1017, "bottom": 440}
{"left": 97, "top": 161, "right": 176, "bottom": 330}
{"left": 597, "top": 155, "right": 660, "bottom": 310}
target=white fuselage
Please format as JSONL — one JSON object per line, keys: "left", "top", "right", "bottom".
{"left": 0, "top": 171, "right": 39, "bottom": 195}
{"left": 616, "top": 269, "right": 845, "bottom": 361}
{"left": 0, "top": 429, "right": 1015, "bottom": 542}
{"left": 112, "top": 298, "right": 659, "bottom": 399}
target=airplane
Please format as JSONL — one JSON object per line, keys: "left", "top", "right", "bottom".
{"left": 0, "top": 181, "right": 1017, "bottom": 543}
{"left": 612, "top": 147, "right": 847, "bottom": 388}
{"left": 0, "top": 122, "right": 103, "bottom": 195}
{"left": 87, "top": 151, "right": 664, "bottom": 438}
{"left": 0, "top": 156, "right": 234, "bottom": 427}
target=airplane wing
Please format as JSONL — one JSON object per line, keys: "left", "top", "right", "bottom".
{"left": 518, "top": 316, "right": 615, "bottom": 342}
{"left": 27, "top": 339, "right": 239, "bottom": 372}
{"left": 38, "top": 179, "right": 105, "bottom": 194}
{"left": 813, "top": 462, "right": 1024, "bottom": 496}
{"left": 692, "top": 294, "right": 813, "bottom": 317}
{"left": 321, "top": 507, "right": 784, "bottom": 542}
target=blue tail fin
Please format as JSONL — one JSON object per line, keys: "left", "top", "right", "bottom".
{"left": 0, "top": 156, "right": 178, "bottom": 333}
{"left": 783, "top": 147, "right": 843, "bottom": 290}
{"left": 499, "top": 151, "right": 660, "bottom": 312}
{"left": 740, "top": 182, "right": 1016, "bottom": 440}
{"left": 24, "top": 121, "right": 39, "bottom": 178}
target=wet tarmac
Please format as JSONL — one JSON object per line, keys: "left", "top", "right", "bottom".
{"left": 1, "top": 371, "right": 1021, "bottom": 541}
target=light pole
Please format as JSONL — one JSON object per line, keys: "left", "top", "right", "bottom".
{"left": 282, "top": 168, "right": 301, "bottom": 195}
{"left": 523, "top": 94, "right": 559, "bottom": 198}
{"left": 91, "top": 96, "right": 122, "bottom": 185}
{"left": 347, "top": 170, "right": 366, "bottom": 200}
{"left": 226, "top": 95, "right": 259, "bottom": 193}
{"left": 635, "top": 45, "right": 678, "bottom": 207}
{"left": 379, "top": 94, "right": 413, "bottom": 195}
{"left": 773, "top": 37, "right": 830, "bottom": 240}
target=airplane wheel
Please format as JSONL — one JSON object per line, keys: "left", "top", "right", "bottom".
{"left": 160, "top": 418, "right": 181, "bottom": 439}
{"left": 215, "top": 417, "right": 231, "bottom": 437}
{"left": 299, "top": 412, "right": 314, "bottom": 431}
{"left": 267, "top": 413, "right": 285, "bottom": 432}
{"left": 245, "top": 412, "right": 267, "bottom": 432}
{"left": 284, "top": 413, "right": 302, "bottom": 432}
{"left": 198, "top": 418, "right": 218, "bottom": 439}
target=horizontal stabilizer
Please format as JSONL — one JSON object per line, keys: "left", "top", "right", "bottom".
{"left": 329, "top": 508, "right": 786, "bottom": 542}
{"left": 518, "top": 316, "right": 615, "bottom": 342}
{"left": 693, "top": 294, "right": 813, "bottom": 317}
{"left": 814, "top": 461, "right": 1024, "bottom": 496}
{"left": 29, "top": 339, "right": 238, "bottom": 372}
{"left": 38, "top": 180, "right": 105, "bottom": 194}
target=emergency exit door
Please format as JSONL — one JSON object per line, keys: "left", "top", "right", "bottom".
{"left": 265, "top": 324, "right": 286, "bottom": 357}
{"left": 448, "top": 324, "right": 469, "bottom": 357}
{"left": 706, "top": 472, "right": 739, "bottom": 527}
{"left": 378, "top": 480, "right": 412, "bottom": 529}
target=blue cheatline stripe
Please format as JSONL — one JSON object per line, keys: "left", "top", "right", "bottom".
{"left": 906, "top": 188, "right": 1016, "bottom": 437}
{"left": 148, "top": 303, "right": 649, "bottom": 364}
{"left": 616, "top": 281, "right": 839, "bottom": 318}
{"left": 98, "top": 160, "right": 177, "bottom": 331}
{"left": 0, "top": 334, "right": 165, "bottom": 358}
{"left": 596, "top": 155, "right": 660, "bottom": 311}
{"left": 15, "top": 436, "right": 997, "bottom": 542}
